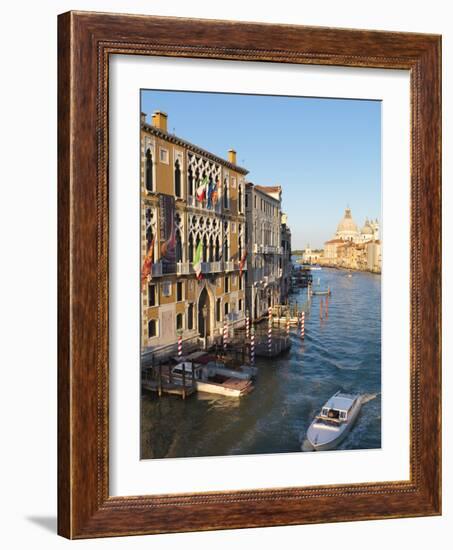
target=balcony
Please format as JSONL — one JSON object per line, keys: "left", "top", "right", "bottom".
{"left": 187, "top": 195, "right": 222, "bottom": 214}
{"left": 151, "top": 262, "right": 163, "bottom": 277}
{"left": 252, "top": 244, "right": 282, "bottom": 255}
{"left": 176, "top": 262, "right": 191, "bottom": 275}
{"left": 263, "top": 245, "right": 282, "bottom": 255}
{"left": 197, "top": 261, "right": 219, "bottom": 273}
{"left": 152, "top": 259, "right": 245, "bottom": 277}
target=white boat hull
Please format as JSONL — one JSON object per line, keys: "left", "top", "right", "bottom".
{"left": 305, "top": 397, "right": 362, "bottom": 451}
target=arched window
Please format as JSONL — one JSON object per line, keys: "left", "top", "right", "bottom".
{"left": 146, "top": 224, "right": 153, "bottom": 251}
{"left": 238, "top": 184, "right": 243, "bottom": 213}
{"left": 176, "top": 313, "right": 183, "bottom": 331}
{"left": 215, "top": 237, "right": 220, "bottom": 261}
{"left": 174, "top": 159, "right": 181, "bottom": 198}
{"left": 145, "top": 149, "right": 153, "bottom": 192}
{"left": 223, "top": 178, "right": 229, "bottom": 209}
{"left": 175, "top": 229, "right": 183, "bottom": 263}
{"left": 209, "top": 236, "right": 214, "bottom": 262}
{"left": 188, "top": 165, "right": 194, "bottom": 196}
{"left": 202, "top": 235, "right": 208, "bottom": 262}
{"left": 188, "top": 234, "right": 194, "bottom": 262}
{"left": 187, "top": 303, "right": 194, "bottom": 330}
{"left": 223, "top": 236, "right": 229, "bottom": 261}
{"left": 148, "top": 319, "right": 157, "bottom": 338}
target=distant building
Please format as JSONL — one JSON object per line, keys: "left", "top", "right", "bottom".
{"left": 323, "top": 238, "right": 344, "bottom": 261}
{"left": 335, "top": 208, "right": 379, "bottom": 243}
{"left": 280, "top": 213, "right": 292, "bottom": 301}
{"left": 367, "top": 240, "right": 381, "bottom": 273}
{"left": 322, "top": 207, "right": 381, "bottom": 272}
{"left": 302, "top": 244, "right": 321, "bottom": 264}
{"left": 335, "top": 207, "right": 360, "bottom": 242}
{"left": 141, "top": 111, "right": 248, "bottom": 356}
{"left": 245, "top": 183, "right": 283, "bottom": 321}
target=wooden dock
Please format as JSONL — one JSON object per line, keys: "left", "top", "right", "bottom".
{"left": 141, "top": 363, "right": 196, "bottom": 399}
{"left": 142, "top": 379, "right": 196, "bottom": 398}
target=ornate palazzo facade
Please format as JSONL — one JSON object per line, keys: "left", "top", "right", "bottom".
{"left": 141, "top": 111, "right": 247, "bottom": 356}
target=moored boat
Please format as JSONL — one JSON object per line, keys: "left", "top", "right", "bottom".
{"left": 311, "top": 288, "right": 331, "bottom": 296}
{"left": 304, "top": 392, "right": 363, "bottom": 451}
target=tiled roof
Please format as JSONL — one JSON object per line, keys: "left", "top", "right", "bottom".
{"left": 324, "top": 239, "right": 344, "bottom": 244}
{"left": 255, "top": 185, "right": 281, "bottom": 193}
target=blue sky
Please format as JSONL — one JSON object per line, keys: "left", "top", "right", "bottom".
{"left": 141, "top": 90, "right": 381, "bottom": 249}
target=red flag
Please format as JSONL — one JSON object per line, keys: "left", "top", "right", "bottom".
{"left": 239, "top": 250, "right": 248, "bottom": 278}
{"left": 141, "top": 236, "right": 155, "bottom": 288}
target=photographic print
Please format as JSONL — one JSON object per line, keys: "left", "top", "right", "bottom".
{"left": 140, "top": 90, "right": 382, "bottom": 459}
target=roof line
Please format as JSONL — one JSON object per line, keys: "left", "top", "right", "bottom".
{"left": 142, "top": 123, "right": 249, "bottom": 175}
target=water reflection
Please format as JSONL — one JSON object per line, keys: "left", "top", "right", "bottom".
{"left": 141, "top": 267, "right": 381, "bottom": 459}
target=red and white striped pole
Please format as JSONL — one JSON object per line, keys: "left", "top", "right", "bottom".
{"left": 250, "top": 326, "right": 255, "bottom": 365}
{"left": 300, "top": 311, "right": 305, "bottom": 339}
{"left": 268, "top": 306, "right": 272, "bottom": 354}
{"left": 223, "top": 317, "right": 228, "bottom": 350}
{"left": 245, "top": 309, "right": 250, "bottom": 340}
{"left": 177, "top": 333, "right": 182, "bottom": 359}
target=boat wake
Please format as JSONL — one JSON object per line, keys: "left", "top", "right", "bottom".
{"left": 361, "top": 392, "right": 380, "bottom": 404}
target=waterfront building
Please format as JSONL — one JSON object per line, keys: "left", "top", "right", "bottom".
{"left": 245, "top": 183, "right": 283, "bottom": 321}
{"left": 322, "top": 207, "right": 381, "bottom": 272}
{"left": 323, "top": 238, "right": 344, "bottom": 261}
{"left": 336, "top": 241, "right": 367, "bottom": 270}
{"left": 141, "top": 111, "right": 248, "bottom": 357}
{"left": 302, "top": 244, "right": 322, "bottom": 264}
{"left": 367, "top": 240, "right": 381, "bottom": 272}
{"left": 280, "top": 213, "right": 292, "bottom": 301}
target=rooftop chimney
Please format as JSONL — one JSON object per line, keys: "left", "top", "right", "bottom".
{"left": 228, "top": 149, "right": 237, "bottom": 164}
{"left": 151, "top": 111, "right": 168, "bottom": 132}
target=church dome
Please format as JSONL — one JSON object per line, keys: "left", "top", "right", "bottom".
{"left": 336, "top": 208, "right": 358, "bottom": 235}
{"left": 361, "top": 219, "right": 373, "bottom": 235}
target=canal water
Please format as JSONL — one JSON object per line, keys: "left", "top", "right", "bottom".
{"left": 141, "top": 267, "right": 381, "bottom": 459}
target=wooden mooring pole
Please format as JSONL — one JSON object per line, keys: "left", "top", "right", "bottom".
{"left": 268, "top": 306, "right": 272, "bottom": 355}
{"left": 177, "top": 333, "right": 182, "bottom": 359}
{"left": 158, "top": 362, "right": 162, "bottom": 397}
{"left": 223, "top": 317, "right": 228, "bottom": 350}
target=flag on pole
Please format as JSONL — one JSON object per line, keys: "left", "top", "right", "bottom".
{"left": 211, "top": 179, "right": 219, "bottom": 205}
{"left": 193, "top": 240, "right": 203, "bottom": 280}
{"left": 239, "top": 249, "right": 248, "bottom": 278}
{"left": 206, "top": 179, "right": 213, "bottom": 209}
{"left": 141, "top": 236, "right": 155, "bottom": 288}
{"left": 196, "top": 176, "right": 209, "bottom": 202}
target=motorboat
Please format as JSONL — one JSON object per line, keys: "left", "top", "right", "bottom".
{"left": 311, "top": 287, "right": 331, "bottom": 296}
{"left": 304, "top": 392, "right": 363, "bottom": 451}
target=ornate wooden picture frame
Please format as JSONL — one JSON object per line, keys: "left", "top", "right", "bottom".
{"left": 58, "top": 11, "right": 441, "bottom": 538}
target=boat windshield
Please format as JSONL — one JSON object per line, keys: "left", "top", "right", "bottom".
{"left": 319, "top": 408, "right": 347, "bottom": 423}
